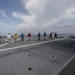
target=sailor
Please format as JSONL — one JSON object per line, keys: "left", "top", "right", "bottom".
{"left": 52, "top": 32, "right": 54, "bottom": 39}
{"left": 21, "top": 33, "right": 24, "bottom": 41}
{"left": 28, "top": 33, "right": 31, "bottom": 41}
{"left": 14, "top": 33, "right": 18, "bottom": 42}
{"left": 0, "top": 35, "right": 2, "bottom": 44}
{"left": 7, "top": 33, "right": 11, "bottom": 43}
{"left": 44, "top": 32, "right": 47, "bottom": 40}
{"left": 38, "top": 32, "right": 41, "bottom": 41}
{"left": 54, "top": 32, "right": 57, "bottom": 38}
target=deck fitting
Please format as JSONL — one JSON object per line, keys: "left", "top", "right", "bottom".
{"left": 52, "top": 56, "right": 55, "bottom": 58}
{"left": 28, "top": 55, "right": 31, "bottom": 56}
{"left": 28, "top": 67, "right": 32, "bottom": 71}
{"left": 8, "top": 53, "right": 10, "bottom": 55}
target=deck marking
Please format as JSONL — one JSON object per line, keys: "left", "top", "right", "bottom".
{"left": 0, "top": 37, "right": 67, "bottom": 52}
{"left": 0, "top": 43, "right": 9, "bottom": 47}
{"left": 0, "top": 38, "right": 21, "bottom": 48}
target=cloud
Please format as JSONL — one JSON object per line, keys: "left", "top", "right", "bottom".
{"left": 12, "top": 0, "right": 75, "bottom": 33}
{"left": 0, "top": 10, "right": 8, "bottom": 18}
{"left": 0, "top": 21, "right": 18, "bottom": 35}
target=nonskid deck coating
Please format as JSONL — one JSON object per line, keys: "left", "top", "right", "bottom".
{"left": 0, "top": 38, "right": 74, "bottom": 75}
{"left": 0, "top": 37, "right": 67, "bottom": 50}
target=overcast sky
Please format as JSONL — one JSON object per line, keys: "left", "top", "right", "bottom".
{"left": 0, "top": 0, "right": 75, "bottom": 35}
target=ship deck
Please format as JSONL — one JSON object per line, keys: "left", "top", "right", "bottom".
{"left": 0, "top": 37, "right": 75, "bottom": 75}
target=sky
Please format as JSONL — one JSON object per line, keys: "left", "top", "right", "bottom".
{"left": 0, "top": 0, "right": 75, "bottom": 35}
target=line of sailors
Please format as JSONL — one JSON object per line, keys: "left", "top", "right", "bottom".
{"left": 6, "top": 33, "right": 31, "bottom": 43}
{"left": 0, "top": 32, "right": 57, "bottom": 44}
{"left": 38, "top": 32, "right": 57, "bottom": 41}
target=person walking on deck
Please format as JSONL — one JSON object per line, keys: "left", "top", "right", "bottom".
{"left": 44, "top": 32, "right": 47, "bottom": 40}
{"left": 21, "top": 33, "right": 24, "bottom": 42}
{"left": 28, "top": 33, "right": 31, "bottom": 41}
{"left": 54, "top": 32, "right": 57, "bottom": 38}
{"left": 38, "top": 32, "right": 41, "bottom": 41}
{"left": 52, "top": 32, "right": 54, "bottom": 39}
{"left": 7, "top": 33, "right": 11, "bottom": 43}
{"left": 14, "top": 33, "right": 18, "bottom": 42}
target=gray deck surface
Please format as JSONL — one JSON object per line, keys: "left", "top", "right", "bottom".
{"left": 0, "top": 37, "right": 75, "bottom": 75}
{"left": 58, "top": 56, "right": 75, "bottom": 75}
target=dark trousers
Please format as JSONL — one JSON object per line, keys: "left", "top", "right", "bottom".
{"left": 21, "top": 37, "right": 24, "bottom": 41}
{"left": 38, "top": 36, "right": 41, "bottom": 41}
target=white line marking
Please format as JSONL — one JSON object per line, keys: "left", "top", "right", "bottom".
{"left": 0, "top": 38, "right": 21, "bottom": 48}
{"left": 0, "top": 37, "right": 67, "bottom": 52}
{"left": 0, "top": 43, "right": 9, "bottom": 47}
